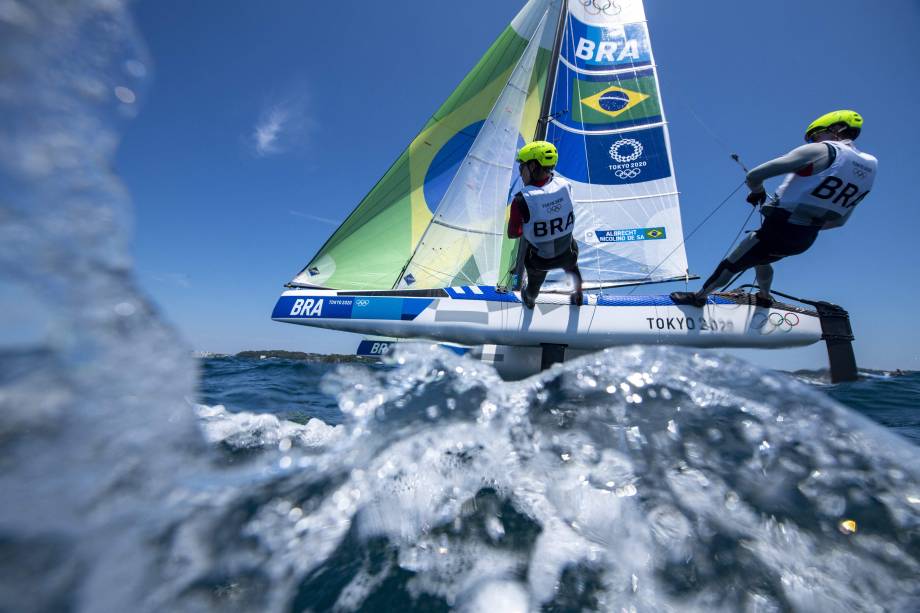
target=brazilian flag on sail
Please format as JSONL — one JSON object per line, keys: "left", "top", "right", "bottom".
{"left": 568, "top": 69, "right": 661, "bottom": 129}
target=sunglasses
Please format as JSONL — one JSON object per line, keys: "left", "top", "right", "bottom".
{"left": 806, "top": 130, "right": 822, "bottom": 143}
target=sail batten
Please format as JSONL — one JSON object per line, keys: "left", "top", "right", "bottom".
{"left": 575, "top": 191, "right": 680, "bottom": 204}
{"left": 558, "top": 57, "right": 659, "bottom": 77}
{"left": 550, "top": 119, "right": 667, "bottom": 136}
{"left": 431, "top": 219, "right": 505, "bottom": 237}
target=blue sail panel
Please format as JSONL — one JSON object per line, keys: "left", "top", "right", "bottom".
{"left": 561, "top": 18, "right": 652, "bottom": 71}
{"left": 548, "top": 124, "right": 672, "bottom": 186}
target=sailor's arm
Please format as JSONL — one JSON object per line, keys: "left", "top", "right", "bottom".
{"left": 507, "top": 194, "right": 528, "bottom": 239}
{"left": 745, "top": 143, "right": 832, "bottom": 194}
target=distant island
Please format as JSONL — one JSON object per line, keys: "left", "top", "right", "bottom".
{"left": 191, "top": 350, "right": 375, "bottom": 362}
{"left": 233, "top": 350, "right": 374, "bottom": 363}
{"left": 791, "top": 367, "right": 914, "bottom": 381}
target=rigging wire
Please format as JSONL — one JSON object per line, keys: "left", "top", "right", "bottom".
{"left": 682, "top": 102, "right": 758, "bottom": 291}
{"left": 681, "top": 96, "right": 753, "bottom": 175}
{"left": 714, "top": 199, "right": 769, "bottom": 293}
{"left": 682, "top": 101, "right": 735, "bottom": 157}
{"left": 719, "top": 203, "right": 759, "bottom": 263}
{"left": 618, "top": 95, "right": 758, "bottom": 295}
{"left": 626, "top": 179, "right": 746, "bottom": 294}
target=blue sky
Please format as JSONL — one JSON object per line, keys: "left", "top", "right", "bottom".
{"left": 116, "top": 0, "right": 920, "bottom": 370}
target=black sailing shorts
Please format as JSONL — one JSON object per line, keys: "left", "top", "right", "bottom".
{"left": 730, "top": 215, "right": 820, "bottom": 271}
{"left": 525, "top": 241, "right": 580, "bottom": 273}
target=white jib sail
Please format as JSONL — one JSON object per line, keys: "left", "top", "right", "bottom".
{"left": 545, "top": 0, "right": 689, "bottom": 287}
{"left": 396, "top": 9, "right": 552, "bottom": 289}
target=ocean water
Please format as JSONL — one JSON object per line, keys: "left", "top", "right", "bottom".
{"left": 2, "top": 2, "right": 920, "bottom": 612}
{"left": 194, "top": 352, "right": 920, "bottom": 612}
{"left": 4, "top": 347, "right": 920, "bottom": 612}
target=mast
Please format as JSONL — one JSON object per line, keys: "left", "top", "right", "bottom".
{"left": 509, "top": 0, "right": 567, "bottom": 291}
{"left": 534, "top": 0, "right": 568, "bottom": 142}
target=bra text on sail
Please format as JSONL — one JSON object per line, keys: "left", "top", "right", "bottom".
{"left": 574, "top": 38, "right": 641, "bottom": 63}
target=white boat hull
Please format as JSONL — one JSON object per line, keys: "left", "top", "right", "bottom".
{"left": 272, "top": 286, "right": 822, "bottom": 350}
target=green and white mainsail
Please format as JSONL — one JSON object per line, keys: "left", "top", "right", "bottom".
{"left": 290, "top": 0, "right": 559, "bottom": 290}
{"left": 289, "top": 0, "right": 689, "bottom": 292}
{"left": 394, "top": 10, "right": 554, "bottom": 289}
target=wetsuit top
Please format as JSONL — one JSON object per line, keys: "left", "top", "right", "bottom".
{"left": 507, "top": 175, "right": 576, "bottom": 259}
{"left": 746, "top": 140, "right": 877, "bottom": 228}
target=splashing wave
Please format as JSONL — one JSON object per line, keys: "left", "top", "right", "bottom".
{"left": 182, "top": 345, "right": 920, "bottom": 612}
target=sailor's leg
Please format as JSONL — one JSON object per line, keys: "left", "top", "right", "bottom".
{"left": 698, "top": 261, "right": 739, "bottom": 295}
{"left": 699, "top": 232, "right": 762, "bottom": 294}
{"left": 673, "top": 233, "right": 760, "bottom": 306}
{"left": 671, "top": 259, "right": 738, "bottom": 307}
{"left": 522, "top": 267, "right": 547, "bottom": 308}
{"left": 755, "top": 264, "right": 774, "bottom": 299}
{"left": 567, "top": 265, "right": 583, "bottom": 306}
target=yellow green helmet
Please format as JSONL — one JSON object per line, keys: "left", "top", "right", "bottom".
{"left": 805, "top": 110, "right": 863, "bottom": 142}
{"left": 517, "top": 140, "right": 558, "bottom": 168}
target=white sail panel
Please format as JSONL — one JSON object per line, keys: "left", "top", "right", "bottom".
{"left": 545, "top": 0, "right": 689, "bottom": 286}
{"left": 512, "top": 0, "right": 554, "bottom": 37}
{"left": 570, "top": 0, "right": 646, "bottom": 25}
{"left": 397, "top": 11, "right": 551, "bottom": 289}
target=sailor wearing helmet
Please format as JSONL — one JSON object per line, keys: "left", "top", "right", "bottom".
{"left": 671, "top": 110, "right": 878, "bottom": 307}
{"left": 507, "top": 140, "right": 584, "bottom": 309}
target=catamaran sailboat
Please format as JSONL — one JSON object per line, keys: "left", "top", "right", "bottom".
{"left": 271, "top": 0, "right": 857, "bottom": 381}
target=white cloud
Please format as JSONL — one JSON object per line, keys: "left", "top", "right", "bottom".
{"left": 252, "top": 94, "right": 309, "bottom": 157}
{"left": 254, "top": 108, "right": 286, "bottom": 156}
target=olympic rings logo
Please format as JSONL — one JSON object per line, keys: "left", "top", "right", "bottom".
{"left": 581, "top": 0, "right": 622, "bottom": 16}
{"left": 752, "top": 311, "right": 800, "bottom": 332}
{"left": 609, "top": 138, "right": 644, "bottom": 163}
{"left": 355, "top": 299, "right": 370, "bottom": 307}
{"left": 615, "top": 168, "right": 642, "bottom": 180}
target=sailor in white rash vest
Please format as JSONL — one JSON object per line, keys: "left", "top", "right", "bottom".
{"left": 507, "top": 141, "right": 583, "bottom": 309}
{"left": 671, "top": 109, "right": 877, "bottom": 307}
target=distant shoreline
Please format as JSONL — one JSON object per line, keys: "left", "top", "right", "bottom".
{"left": 194, "top": 350, "right": 374, "bottom": 363}
{"left": 190, "top": 350, "right": 915, "bottom": 377}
